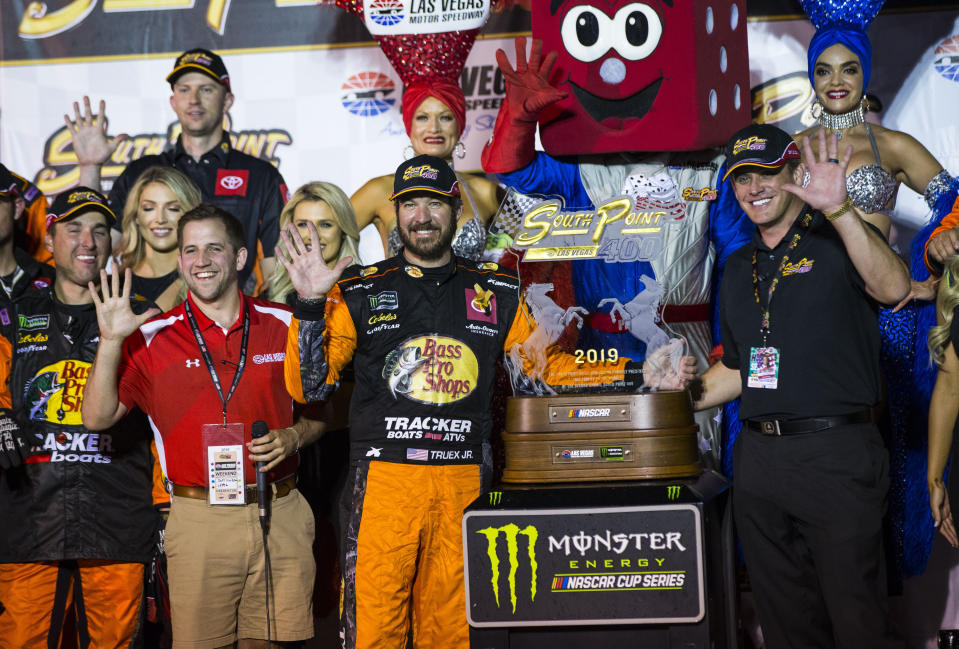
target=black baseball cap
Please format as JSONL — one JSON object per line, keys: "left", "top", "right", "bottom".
{"left": 167, "top": 48, "right": 231, "bottom": 91}
{"left": 47, "top": 187, "right": 116, "bottom": 231}
{"left": 723, "top": 123, "right": 801, "bottom": 181}
{"left": 390, "top": 155, "right": 460, "bottom": 201}
{"left": 0, "top": 165, "right": 19, "bottom": 198}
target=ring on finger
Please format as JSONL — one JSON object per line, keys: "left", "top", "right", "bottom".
{"left": 827, "top": 158, "right": 840, "bottom": 164}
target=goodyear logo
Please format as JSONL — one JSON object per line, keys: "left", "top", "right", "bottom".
{"left": 403, "top": 164, "right": 439, "bottom": 181}
{"left": 382, "top": 335, "right": 478, "bottom": 405}
{"left": 732, "top": 136, "right": 766, "bottom": 155}
{"left": 477, "top": 524, "right": 538, "bottom": 613}
{"left": 667, "top": 485, "right": 681, "bottom": 500}
{"left": 25, "top": 360, "right": 91, "bottom": 425}
{"left": 782, "top": 257, "right": 814, "bottom": 276}
{"left": 19, "top": 314, "right": 49, "bottom": 331}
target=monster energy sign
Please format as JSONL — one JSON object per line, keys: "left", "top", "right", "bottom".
{"left": 463, "top": 505, "right": 703, "bottom": 626}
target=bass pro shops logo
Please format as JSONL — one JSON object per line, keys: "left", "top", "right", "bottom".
{"left": 381, "top": 335, "right": 478, "bottom": 405}
{"left": 24, "top": 360, "right": 91, "bottom": 425}
{"left": 476, "top": 524, "right": 539, "bottom": 614}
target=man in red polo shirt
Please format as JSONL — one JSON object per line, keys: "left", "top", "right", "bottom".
{"left": 83, "top": 204, "right": 321, "bottom": 649}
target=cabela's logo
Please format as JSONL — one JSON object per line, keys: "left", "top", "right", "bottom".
{"left": 381, "top": 335, "right": 478, "bottom": 404}
{"left": 476, "top": 523, "right": 539, "bottom": 614}
{"left": 24, "top": 360, "right": 91, "bottom": 425}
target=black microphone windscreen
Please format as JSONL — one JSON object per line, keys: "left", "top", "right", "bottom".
{"left": 251, "top": 420, "right": 269, "bottom": 439}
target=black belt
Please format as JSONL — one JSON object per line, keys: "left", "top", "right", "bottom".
{"left": 171, "top": 475, "right": 297, "bottom": 501}
{"left": 746, "top": 410, "right": 872, "bottom": 436}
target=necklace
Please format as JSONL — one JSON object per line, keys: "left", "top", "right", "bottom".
{"left": 817, "top": 102, "right": 865, "bottom": 138}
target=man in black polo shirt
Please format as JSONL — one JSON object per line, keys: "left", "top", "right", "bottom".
{"left": 66, "top": 49, "right": 286, "bottom": 293}
{"left": 693, "top": 124, "right": 909, "bottom": 649}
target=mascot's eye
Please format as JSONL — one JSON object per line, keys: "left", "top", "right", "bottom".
{"left": 613, "top": 4, "right": 663, "bottom": 61}
{"left": 625, "top": 10, "right": 648, "bottom": 46}
{"left": 561, "top": 6, "right": 612, "bottom": 62}
{"left": 576, "top": 12, "right": 600, "bottom": 46}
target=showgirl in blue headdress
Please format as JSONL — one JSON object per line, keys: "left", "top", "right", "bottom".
{"left": 797, "top": 0, "right": 959, "bottom": 586}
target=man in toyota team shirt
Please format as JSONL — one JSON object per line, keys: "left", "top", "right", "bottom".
{"left": 66, "top": 48, "right": 287, "bottom": 293}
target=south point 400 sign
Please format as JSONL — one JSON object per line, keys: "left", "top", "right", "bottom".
{"left": 462, "top": 505, "right": 704, "bottom": 626}
{"left": 484, "top": 156, "right": 720, "bottom": 395}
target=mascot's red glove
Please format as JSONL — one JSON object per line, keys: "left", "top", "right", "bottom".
{"left": 481, "top": 37, "right": 568, "bottom": 174}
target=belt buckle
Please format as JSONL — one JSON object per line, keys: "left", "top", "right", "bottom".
{"left": 760, "top": 420, "right": 781, "bottom": 436}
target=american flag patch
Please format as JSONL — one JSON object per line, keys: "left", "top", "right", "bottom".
{"left": 406, "top": 448, "right": 428, "bottom": 462}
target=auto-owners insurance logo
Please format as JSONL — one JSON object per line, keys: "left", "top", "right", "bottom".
{"left": 381, "top": 334, "right": 478, "bottom": 404}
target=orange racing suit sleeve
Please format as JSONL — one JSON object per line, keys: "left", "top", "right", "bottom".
{"left": 285, "top": 283, "right": 357, "bottom": 404}
{"left": 925, "top": 195, "right": 959, "bottom": 274}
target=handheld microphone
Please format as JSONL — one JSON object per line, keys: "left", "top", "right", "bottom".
{"left": 251, "top": 420, "right": 270, "bottom": 530}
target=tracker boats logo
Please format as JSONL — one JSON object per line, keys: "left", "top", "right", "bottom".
{"left": 341, "top": 72, "right": 397, "bottom": 117}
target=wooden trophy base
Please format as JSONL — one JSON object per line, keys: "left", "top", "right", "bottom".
{"left": 501, "top": 391, "right": 701, "bottom": 484}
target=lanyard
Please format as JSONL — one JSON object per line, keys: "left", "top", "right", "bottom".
{"left": 184, "top": 299, "right": 250, "bottom": 425}
{"left": 752, "top": 211, "right": 814, "bottom": 346}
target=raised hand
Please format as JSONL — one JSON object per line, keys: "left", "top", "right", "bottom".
{"left": 496, "top": 37, "right": 568, "bottom": 120}
{"left": 782, "top": 130, "right": 853, "bottom": 214}
{"left": 64, "top": 96, "right": 128, "bottom": 167}
{"left": 277, "top": 222, "right": 352, "bottom": 300}
{"left": 89, "top": 268, "right": 160, "bottom": 343}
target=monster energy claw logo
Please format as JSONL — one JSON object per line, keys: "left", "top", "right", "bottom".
{"left": 488, "top": 491, "right": 502, "bottom": 506}
{"left": 477, "top": 524, "right": 538, "bottom": 614}
{"left": 667, "top": 485, "right": 681, "bottom": 500}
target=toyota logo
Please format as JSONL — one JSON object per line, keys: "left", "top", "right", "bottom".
{"left": 220, "top": 175, "right": 244, "bottom": 190}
